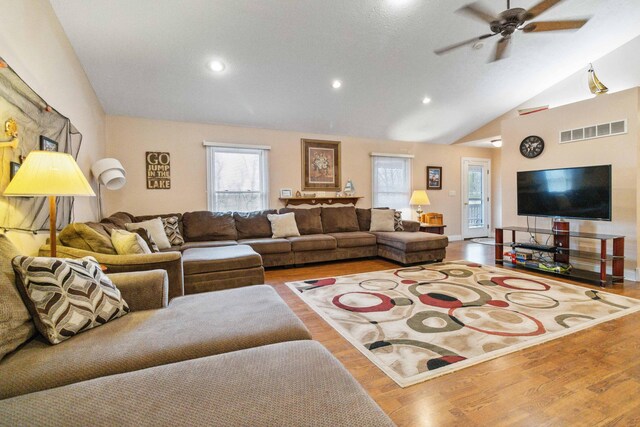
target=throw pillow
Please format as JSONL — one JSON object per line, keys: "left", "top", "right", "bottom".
{"left": 12, "top": 256, "right": 130, "bottom": 345}
{"left": 110, "top": 229, "right": 152, "bottom": 255}
{"left": 132, "top": 228, "right": 160, "bottom": 253}
{"left": 161, "top": 216, "right": 185, "bottom": 246}
{"left": 0, "top": 235, "right": 35, "bottom": 361}
{"left": 125, "top": 218, "right": 171, "bottom": 249}
{"left": 394, "top": 211, "right": 404, "bottom": 231}
{"left": 267, "top": 213, "right": 301, "bottom": 238}
{"left": 369, "top": 209, "right": 395, "bottom": 232}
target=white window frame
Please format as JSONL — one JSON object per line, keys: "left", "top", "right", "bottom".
{"left": 371, "top": 153, "right": 413, "bottom": 217}
{"left": 204, "top": 142, "right": 270, "bottom": 212}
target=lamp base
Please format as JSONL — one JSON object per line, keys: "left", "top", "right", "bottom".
{"left": 49, "top": 195, "right": 57, "bottom": 258}
{"left": 415, "top": 206, "right": 423, "bottom": 221}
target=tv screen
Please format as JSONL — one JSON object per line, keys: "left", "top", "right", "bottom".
{"left": 517, "top": 165, "right": 612, "bottom": 221}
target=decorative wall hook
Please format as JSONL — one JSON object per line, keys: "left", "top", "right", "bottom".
{"left": 0, "top": 118, "right": 19, "bottom": 149}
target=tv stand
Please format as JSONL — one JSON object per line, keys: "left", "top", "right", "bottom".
{"left": 495, "top": 220, "right": 625, "bottom": 286}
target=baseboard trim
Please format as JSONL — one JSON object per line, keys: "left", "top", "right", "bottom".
{"left": 448, "top": 235, "right": 463, "bottom": 242}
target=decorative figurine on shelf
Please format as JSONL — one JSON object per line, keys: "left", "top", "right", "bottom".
{"left": 343, "top": 179, "right": 355, "bottom": 196}
{"left": 295, "top": 190, "right": 302, "bottom": 197}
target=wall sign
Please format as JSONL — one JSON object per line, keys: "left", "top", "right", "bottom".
{"left": 146, "top": 151, "right": 171, "bottom": 189}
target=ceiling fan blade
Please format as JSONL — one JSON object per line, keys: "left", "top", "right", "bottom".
{"left": 457, "top": 3, "right": 498, "bottom": 24}
{"left": 434, "top": 33, "right": 497, "bottom": 55}
{"left": 524, "top": 0, "right": 564, "bottom": 20}
{"left": 493, "top": 37, "right": 510, "bottom": 62}
{"left": 523, "top": 19, "right": 588, "bottom": 33}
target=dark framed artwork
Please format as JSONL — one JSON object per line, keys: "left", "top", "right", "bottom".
{"left": 301, "top": 138, "right": 341, "bottom": 191}
{"left": 39, "top": 135, "right": 59, "bottom": 151}
{"left": 427, "top": 166, "right": 442, "bottom": 190}
{"left": 9, "top": 161, "right": 20, "bottom": 180}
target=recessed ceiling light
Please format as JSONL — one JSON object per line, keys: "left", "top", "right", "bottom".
{"left": 422, "top": 97, "right": 431, "bottom": 104}
{"left": 332, "top": 80, "right": 342, "bottom": 89}
{"left": 209, "top": 60, "right": 226, "bottom": 73}
{"left": 491, "top": 139, "right": 503, "bottom": 147}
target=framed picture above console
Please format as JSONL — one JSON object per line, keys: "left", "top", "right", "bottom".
{"left": 301, "top": 138, "right": 341, "bottom": 191}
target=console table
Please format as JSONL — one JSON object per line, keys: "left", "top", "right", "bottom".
{"left": 495, "top": 221, "right": 624, "bottom": 286}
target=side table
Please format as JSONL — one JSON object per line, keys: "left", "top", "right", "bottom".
{"left": 419, "top": 224, "right": 446, "bottom": 235}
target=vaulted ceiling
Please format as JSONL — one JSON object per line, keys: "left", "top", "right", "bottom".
{"left": 50, "top": 0, "right": 640, "bottom": 144}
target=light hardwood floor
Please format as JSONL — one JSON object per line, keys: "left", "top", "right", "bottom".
{"left": 265, "top": 240, "right": 640, "bottom": 426}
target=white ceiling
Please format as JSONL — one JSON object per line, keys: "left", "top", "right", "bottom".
{"left": 50, "top": 0, "right": 640, "bottom": 144}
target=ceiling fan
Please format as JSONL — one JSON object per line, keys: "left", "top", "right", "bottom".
{"left": 434, "top": 0, "right": 589, "bottom": 61}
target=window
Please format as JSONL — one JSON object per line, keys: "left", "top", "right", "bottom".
{"left": 371, "top": 154, "right": 412, "bottom": 218}
{"left": 206, "top": 144, "right": 269, "bottom": 212}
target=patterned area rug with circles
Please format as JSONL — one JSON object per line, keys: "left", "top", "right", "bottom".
{"left": 286, "top": 261, "right": 640, "bottom": 387}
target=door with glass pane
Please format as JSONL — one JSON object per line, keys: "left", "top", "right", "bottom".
{"left": 461, "top": 158, "right": 491, "bottom": 239}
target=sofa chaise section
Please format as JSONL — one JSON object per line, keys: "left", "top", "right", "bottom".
{"left": 0, "top": 274, "right": 310, "bottom": 399}
{"left": 0, "top": 341, "right": 394, "bottom": 427}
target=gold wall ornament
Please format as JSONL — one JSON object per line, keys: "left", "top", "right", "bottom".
{"left": 588, "top": 63, "right": 608, "bottom": 95}
{"left": 0, "top": 118, "right": 19, "bottom": 149}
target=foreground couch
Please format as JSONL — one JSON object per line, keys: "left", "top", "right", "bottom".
{"left": 43, "top": 206, "right": 448, "bottom": 295}
{"left": 0, "top": 235, "right": 394, "bottom": 425}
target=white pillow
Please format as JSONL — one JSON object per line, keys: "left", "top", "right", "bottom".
{"left": 111, "top": 229, "right": 152, "bottom": 255}
{"left": 369, "top": 209, "right": 395, "bottom": 232}
{"left": 125, "top": 218, "right": 172, "bottom": 249}
{"left": 267, "top": 212, "right": 301, "bottom": 238}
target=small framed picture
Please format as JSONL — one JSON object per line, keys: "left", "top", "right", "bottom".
{"left": 280, "top": 188, "right": 293, "bottom": 198}
{"left": 9, "top": 161, "right": 20, "bottom": 180}
{"left": 427, "top": 166, "right": 442, "bottom": 190}
{"left": 39, "top": 135, "right": 59, "bottom": 152}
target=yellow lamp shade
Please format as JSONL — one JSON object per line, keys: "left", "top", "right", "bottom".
{"left": 409, "top": 190, "right": 430, "bottom": 206}
{"left": 4, "top": 151, "right": 95, "bottom": 197}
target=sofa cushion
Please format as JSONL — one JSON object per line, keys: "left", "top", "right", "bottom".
{"left": 135, "top": 213, "right": 184, "bottom": 239}
{"left": 234, "top": 210, "right": 277, "bottom": 240}
{"left": 162, "top": 216, "right": 185, "bottom": 246}
{"left": 321, "top": 206, "right": 359, "bottom": 233}
{"left": 279, "top": 207, "right": 323, "bottom": 235}
{"left": 0, "top": 235, "right": 35, "bottom": 361}
{"left": 100, "top": 212, "right": 136, "bottom": 230}
{"left": 0, "top": 341, "right": 393, "bottom": 427}
{"left": 394, "top": 211, "right": 404, "bottom": 231}
{"left": 180, "top": 240, "right": 238, "bottom": 251}
{"left": 12, "top": 256, "right": 130, "bottom": 345}
{"left": 356, "top": 208, "right": 372, "bottom": 232}
{"left": 183, "top": 211, "right": 237, "bottom": 242}
{"left": 182, "top": 245, "right": 262, "bottom": 275}
{"left": 372, "top": 231, "right": 448, "bottom": 252}
{"left": 237, "top": 238, "right": 291, "bottom": 255}
{"left": 58, "top": 223, "right": 117, "bottom": 254}
{"left": 328, "top": 232, "right": 377, "bottom": 248}
{"left": 0, "top": 285, "right": 310, "bottom": 399}
{"left": 287, "top": 234, "right": 337, "bottom": 252}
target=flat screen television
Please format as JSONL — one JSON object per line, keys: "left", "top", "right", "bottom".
{"left": 517, "top": 165, "right": 612, "bottom": 221}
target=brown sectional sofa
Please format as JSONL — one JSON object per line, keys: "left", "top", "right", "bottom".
{"left": 43, "top": 206, "right": 448, "bottom": 296}
{"left": 0, "top": 253, "right": 394, "bottom": 425}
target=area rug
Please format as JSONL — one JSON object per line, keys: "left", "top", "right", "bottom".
{"left": 286, "top": 261, "right": 640, "bottom": 387}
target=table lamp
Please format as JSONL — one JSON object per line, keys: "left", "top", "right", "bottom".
{"left": 4, "top": 151, "right": 95, "bottom": 257}
{"left": 409, "top": 190, "right": 430, "bottom": 219}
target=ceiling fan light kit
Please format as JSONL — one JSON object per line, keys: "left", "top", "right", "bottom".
{"left": 434, "top": 0, "right": 590, "bottom": 62}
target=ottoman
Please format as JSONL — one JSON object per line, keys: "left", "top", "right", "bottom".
{"left": 182, "top": 245, "right": 265, "bottom": 294}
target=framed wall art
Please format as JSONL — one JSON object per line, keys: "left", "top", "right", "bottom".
{"left": 39, "top": 135, "right": 59, "bottom": 152}
{"left": 301, "top": 138, "right": 341, "bottom": 191}
{"left": 427, "top": 166, "right": 442, "bottom": 190}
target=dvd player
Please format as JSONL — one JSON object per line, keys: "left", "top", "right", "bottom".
{"left": 511, "top": 242, "right": 558, "bottom": 252}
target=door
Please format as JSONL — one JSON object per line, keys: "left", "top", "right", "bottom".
{"left": 461, "top": 158, "right": 491, "bottom": 239}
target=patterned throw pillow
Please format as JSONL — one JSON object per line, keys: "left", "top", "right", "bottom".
{"left": 162, "top": 216, "right": 184, "bottom": 246}
{"left": 12, "top": 256, "right": 130, "bottom": 345}
{"left": 394, "top": 211, "right": 404, "bottom": 231}
{"left": 132, "top": 228, "right": 160, "bottom": 252}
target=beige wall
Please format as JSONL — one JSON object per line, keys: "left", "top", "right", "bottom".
{"left": 500, "top": 88, "right": 639, "bottom": 279}
{"left": 105, "top": 115, "right": 494, "bottom": 239}
{"left": 0, "top": 0, "right": 106, "bottom": 253}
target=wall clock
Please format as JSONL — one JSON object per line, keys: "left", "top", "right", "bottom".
{"left": 520, "top": 135, "right": 544, "bottom": 158}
